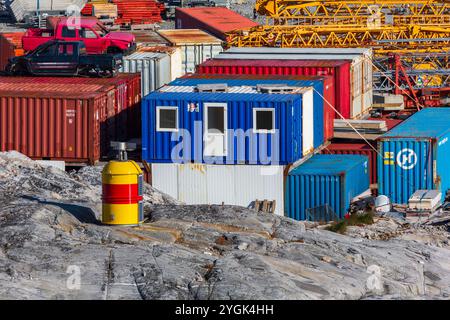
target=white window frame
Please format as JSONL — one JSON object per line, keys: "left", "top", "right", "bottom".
{"left": 253, "top": 108, "right": 276, "bottom": 134}
{"left": 204, "top": 102, "right": 228, "bottom": 157}
{"left": 156, "top": 106, "right": 178, "bottom": 132}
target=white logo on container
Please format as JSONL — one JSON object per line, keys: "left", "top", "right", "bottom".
{"left": 396, "top": 149, "right": 417, "bottom": 170}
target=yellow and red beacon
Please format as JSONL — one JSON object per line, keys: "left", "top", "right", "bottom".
{"left": 102, "top": 142, "right": 144, "bottom": 226}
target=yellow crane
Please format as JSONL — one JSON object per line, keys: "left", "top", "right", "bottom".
{"left": 227, "top": 24, "right": 450, "bottom": 54}
{"left": 255, "top": 0, "right": 450, "bottom": 25}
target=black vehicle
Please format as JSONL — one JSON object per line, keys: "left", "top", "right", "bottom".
{"left": 5, "top": 40, "right": 123, "bottom": 78}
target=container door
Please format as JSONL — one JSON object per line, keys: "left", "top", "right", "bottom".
{"left": 379, "top": 139, "right": 433, "bottom": 204}
{"left": 302, "top": 89, "right": 314, "bottom": 155}
{"left": 204, "top": 103, "right": 227, "bottom": 157}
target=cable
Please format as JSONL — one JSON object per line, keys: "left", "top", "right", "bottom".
{"left": 367, "top": 56, "right": 426, "bottom": 109}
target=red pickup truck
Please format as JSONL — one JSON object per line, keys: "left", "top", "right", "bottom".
{"left": 22, "top": 17, "right": 136, "bottom": 54}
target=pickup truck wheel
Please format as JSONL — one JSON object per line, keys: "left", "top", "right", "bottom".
{"left": 9, "top": 63, "right": 27, "bottom": 76}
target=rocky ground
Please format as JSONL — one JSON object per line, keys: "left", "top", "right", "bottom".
{"left": 0, "top": 151, "right": 449, "bottom": 300}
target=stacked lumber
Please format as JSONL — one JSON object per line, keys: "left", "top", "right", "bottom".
{"left": 333, "top": 119, "right": 388, "bottom": 140}
{"left": 112, "top": 0, "right": 164, "bottom": 25}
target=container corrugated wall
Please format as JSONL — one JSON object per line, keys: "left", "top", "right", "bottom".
{"left": 0, "top": 92, "right": 101, "bottom": 163}
{"left": 0, "top": 74, "right": 142, "bottom": 139}
{"left": 216, "top": 48, "right": 374, "bottom": 119}
{"left": 121, "top": 52, "right": 171, "bottom": 96}
{"left": 142, "top": 90, "right": 320, "bottom": 165}
{"left": 180, "top": 74, "right": 336, "bottom": 142}
{"left": 286, "top": 155, "right": 370, "bottom": 220}
{"left": 152, "top": 163, "right": 285, "bottom": 215}
{"left": 321, "top": 142, "right": 377, "bottom": 184}
{"left": 169, "top": 76, "right": 335, "bottom": 145}
{"left": 378, "top": 108, "right": 450, "bottom": 204}
{"left": 197, "top": 59, "right": 355, "bottom": 119}
{"left": 180, "top": 44, "right": 223, "bottom": 74}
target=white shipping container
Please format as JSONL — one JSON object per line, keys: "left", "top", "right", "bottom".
{"left": 152, "top": 163, "right": 286, "bottom": 216}
{"left": 179, "top": 43, "right": 223, "bottom": 74}
{"left": 121, "top": 51, "right": 175, "bottom": 96}
{"left": 158, "top": 29, "right": 223, "bottom": 75}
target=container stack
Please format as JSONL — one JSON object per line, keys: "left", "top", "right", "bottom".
{"left": 119, "top": 28, "right": 223, "bottom": 97}
{"left": 144, "top": 84, "right": 320, "bottom": 216}
{"left": 142, "top": 46, "right": 378, "bottom": 219}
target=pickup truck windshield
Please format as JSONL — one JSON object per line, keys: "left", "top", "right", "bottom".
{"left": 93, "top": 24, "right": 108, "bottom": 37}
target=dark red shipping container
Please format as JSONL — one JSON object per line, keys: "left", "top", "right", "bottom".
{"left": 197, "top": 59, "right": 352, "bottom": 119}
{"left": 182, "top": 73, "right": 336, "bottom": 142}
{"left": 0, "top": 74, "right": 141, "bottom": 164}
{"left": 175, "top": 7, "right": 259, "bottom": 41}
{"left": 321, "top": 142, "right": 378, "bottom": 184}
{"left": 0, "top": 74, "right": 142, "bottom": 138}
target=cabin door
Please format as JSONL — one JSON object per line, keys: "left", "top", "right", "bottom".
{"left": 204, "top": 103, "right": 227, "bottom": 157}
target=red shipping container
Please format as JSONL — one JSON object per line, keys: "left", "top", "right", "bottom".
{"left": 0, "top": 32, "right": 25, "bottom": 72}
{"left": 0, "top": 74, "right": 141, "bottom": 139}
{"left": 321, "top": 142, "right": 378, "bottom": 184}
{"left": 182, "top": 73, "right": 335, "bottom": 142}
{"left": 197, "top": 59, "right": 353, "bottom": 119}
{"left": 175, "top": 7, "right": 259, "bottom": 41}
{"left": 0, "top": 74, "right": 142, "bottom": 164}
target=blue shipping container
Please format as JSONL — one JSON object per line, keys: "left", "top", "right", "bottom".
{"left": 286, "top": 154, "right": 370, "bottom": 220}
{"left": 378, "top": 108, "right": 450, "bottom": 204}
{"left": 170, "top": 77, "right": 328, "bottom": 148}
{"left": 142, "top": 89, "right": 321, "bottom": 165}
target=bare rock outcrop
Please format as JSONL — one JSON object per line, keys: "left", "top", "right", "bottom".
{"left": 0, "top": 151, "right": 449, "bottom": 300}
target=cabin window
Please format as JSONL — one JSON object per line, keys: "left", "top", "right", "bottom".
{"left": 207, "top": 106, "right": 225, "bottom": 134}
{"left": 156, "top": 107, "right": 178, "bottom": 132}
{"left": 58, "top": 44, "right": 75, "bottom": 56}
{"left": 80, "top": 28, "right": 98, "bottom": 39}
{"left": 61, "top": 26, "right": 76, "bottom": 38}
{"left": 253, "top": 108, "right": 275, "bottom": 133}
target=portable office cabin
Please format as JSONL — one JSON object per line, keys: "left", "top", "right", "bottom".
{"left": 286, "top": 155, "right": 370, "bottom": 221}
{"left": 378, "top": 108, "right": 450, "bottom": 204}
{"left": 169, "top": 76, "right": 334, "bottom": 147}
{"left": 142, "top": 87, "right": 319, "bottom": 165}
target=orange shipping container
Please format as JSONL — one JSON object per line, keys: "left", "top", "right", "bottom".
{"left": 0, "top": 32, "right": 25, "bottom": 72}
{"left": 175, "top": 7, "right": 258, "bottom": 41}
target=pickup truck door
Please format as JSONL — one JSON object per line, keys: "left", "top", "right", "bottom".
{"left": 79, "top": 27, "right": 105, "bottom": 54}
{"left": 29, "top": 42, "right": 78, "bottom": 75}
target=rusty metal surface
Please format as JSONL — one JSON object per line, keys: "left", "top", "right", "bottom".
{"left": 157, "top": 29, "right": 222, "bottom": 45}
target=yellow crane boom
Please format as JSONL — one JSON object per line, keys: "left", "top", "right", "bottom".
{"left": 255, "top": 0, "right": 450, "bottom": 25}
{"left": 227, "top": 24, "right": 450, "bottom": 54}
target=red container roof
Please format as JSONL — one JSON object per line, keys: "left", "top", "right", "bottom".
{"left": 176, "top": 7, "right": 258, "bottom": 33}
{"left": 182, "top": 73, "right": 333, "bottom": 82}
